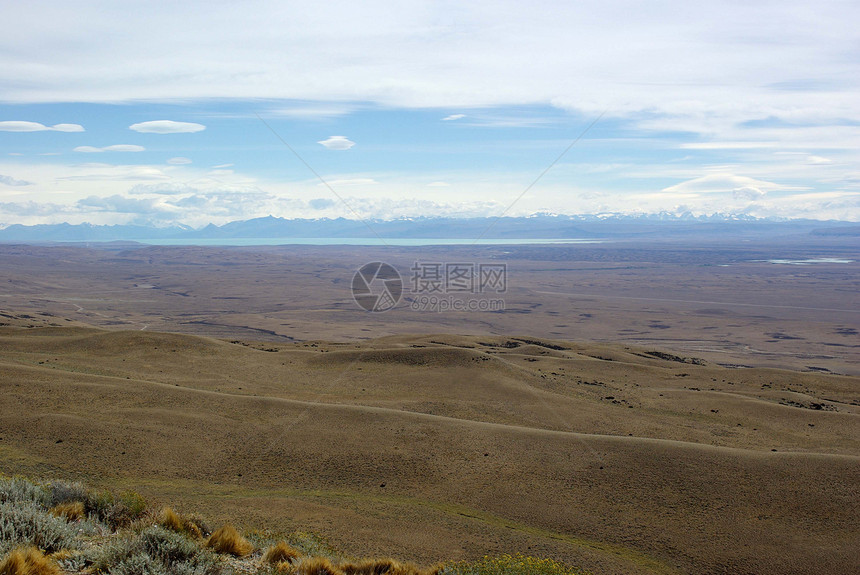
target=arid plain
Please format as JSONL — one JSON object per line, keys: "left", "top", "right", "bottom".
{"left": 0, "top": 239, "right": 858, "bottom": 575}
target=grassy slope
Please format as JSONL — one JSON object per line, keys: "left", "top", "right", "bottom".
{"left": 0, "top": 316, "right": 858, "bottom": 575}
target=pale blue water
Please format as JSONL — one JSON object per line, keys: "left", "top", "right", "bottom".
{"left": 762, "top": 258, "right": 854, "bottom": 265}
{"left": 124, "top": 237, "right": 605, "bottom": 246}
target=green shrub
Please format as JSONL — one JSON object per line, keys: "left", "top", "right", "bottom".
{"left": 53, "top": 486, "right": 148, "bottom": 529}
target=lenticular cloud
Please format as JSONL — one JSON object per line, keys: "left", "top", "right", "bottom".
{"left": 129, "top": 120, "right": 206, "bottom": 134}
{"left": 0, "top": 121, "right": 84, "bottom": 132}
{"left": 318, "top": 136, "right": 355, "bottom": 150}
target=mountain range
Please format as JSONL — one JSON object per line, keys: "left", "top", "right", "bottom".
{"left": 0, "top": 214, "right": 857, "bottom": 243}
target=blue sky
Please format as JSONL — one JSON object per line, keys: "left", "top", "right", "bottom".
{"left": 1, "top": 1, "right": 859, "bottom": 225}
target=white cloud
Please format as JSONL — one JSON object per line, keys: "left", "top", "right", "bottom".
{"left": 128, "top": 183, "right": 197, "bottom": 195}
{"left": 681, "top": 142, "right": 778, "bottom": 150}
{"left": 442, "top": 114, "right": 466, "bottom": 121}
{"left": 308, "top": 198, "right": 336, "bottom": 210}
{"left": 0, "top": 121, "right": 84, "bottom": 132}
{"left": 129, "top": 120, "right": 206, "bottom": 134}
{"left": 732, "top": 186, "right": 766, "bottom": 201}
{"left": 0, "top": 174, "right": 32, "bottom": 186}
{"left": 323, "top": 178, "right": 376, "bottom": 186}
{"left": 55, "top": 163, "right": 167, "bottom": 181}
{"left": 211, "top": 163, "right": 233, "bottom": 169}
{"left": 2, "top": 1, "right": 856, "bottom": 136}
{"left": 662, "top": 174, "right": 800, "bottom": 196}
{"left": 428, "top": 181, "right": 450, "bottom": 187}
{"left": 77, "top": 194, "right": 182, "bottom": 216}
{"left": 52, "top": 124, "right": 85, "bottom": 132}
{"left": 318, "top": 136, "right": 355, "bottom": 150}
{"left": 167, "top": 156, "right": 192, "bottom": 165}
{"left": 272, "top": 104, "right": 357, "bottom": 119}
{"left": 73, "top": 144, "right": 145, "bottom": 153}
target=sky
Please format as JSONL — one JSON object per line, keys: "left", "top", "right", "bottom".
{"left": 1, "top": 0, "right": 859, "bottom": 226}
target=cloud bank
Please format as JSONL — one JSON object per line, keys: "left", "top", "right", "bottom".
{"left": 1, "top": 1, "right": 857, "bottom": 136}
{"left": 0, "top": 174, "right": 32, "bottom": 186}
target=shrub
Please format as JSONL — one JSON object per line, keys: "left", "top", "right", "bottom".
{"left": 49, "top": 502, "right": 84, "bottom": 522}
{"left": 0, "top": 547, "right": 61, "bottom": 575}
{"left": 294, "top": 557, "right": 343, "bottom": 575}
{"left": 94, "top": 526, "right": 218, "bottom": 575}
{"left": 138, "top": 526, "right": 200, "bottom": 563}
{"left": 46, "top": 480, "right": 147, "bottom": 530}
{"left": 84, "top": 489, "right": 147, "bottom": 529}
{"left": 106, "top": 551, "right": 161, "bottom": 575}
{"left": 45, "top": 482, "right": 88, "bottom": 509}
{"left": 264, "top": 542, "right": 301, "bottom": 565}
{"left": 204, "top": 525, "right": 253, "bottom": 557}
{"left": 47, "top": 550, "right": 86, "bottom": 573}
{"left": 0, "top": 479, "right": 49, "bottom": 508}
{"left": 0, "top": 501, "right": 80, "bottom": 555}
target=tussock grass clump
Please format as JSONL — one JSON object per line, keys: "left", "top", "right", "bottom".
{"left": 347, "top": 559, "right": 439, "bottom": 575}
{"left": 339, "top": 559, "right": 424, "bottom": 575}
{"left": 294, "top": 557, "right": 344, "bottom": 575}
{"left": 158, "top": 507, "right": 207, "bottom": 539}
{"left": 264, "top": 542, "right": 302, "bottom": 565}
{"left": 48, "top": 502, "right": 84, "bottom": 522}
{"left": 204, "top": 524, "right": 254, "bottom": 557}
{"left": 0, "top": 547, "right": 61, "bottom": 575}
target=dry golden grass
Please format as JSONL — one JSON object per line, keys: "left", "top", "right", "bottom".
{"left": 0, "top": 548, "right": 61, "bottom": 575}
{"left": 339, "top": 559, "right": 432, "bottom": 575}
{"left": 264, "top": 542, "right": 302, "bottom": 565}
{"left": 48, "top": 501, "right": 84, "bottom": 522}
{"left": 294, "top": 557, "right": 344, "bottom": 575}
{"left": 158, "top": 506, "right": 203, "bottom": 538}
{"left": 2, "top": 321, "right": 859, "bottom": 575}
{"left": 204, "top": 524, "right": 254, "bottom": 557}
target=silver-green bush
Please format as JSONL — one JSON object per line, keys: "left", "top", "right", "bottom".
{"left": 94, "top": 526, "right": 221, "bottom": 575}
{"left": 0, "top": 500, "right": 81, "bottom": 554}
